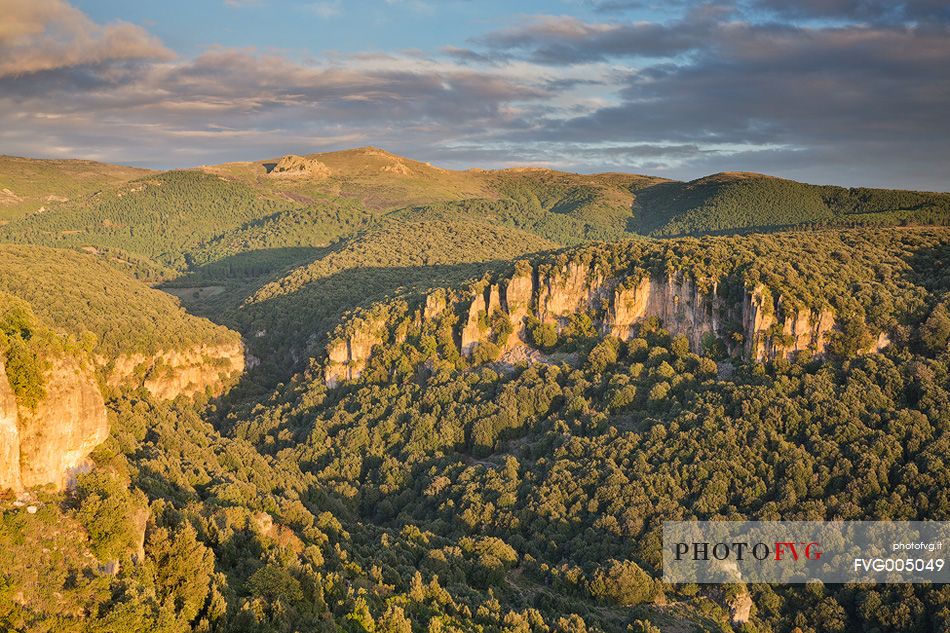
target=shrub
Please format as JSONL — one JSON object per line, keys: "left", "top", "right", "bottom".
{"left": 588, "top": 559, "right": 656, "bottom": 606}
{"left": 828, "top": 313, "right": 873, "bottom": 358}
{"left": 587, "top": 338, "right": 619, "bottom": 372}
{"left": 920, "top": 303, "right": 950, "bottom": 354}
{"left": 527, "top": 317, "right": 558, "bottom": 350}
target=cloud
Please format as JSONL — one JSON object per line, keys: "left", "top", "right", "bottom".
{"left": 536, "top": 21, "right": 950, "bottom": 145}
{"left": 751, "top": 0, "right": 950, "bottom": 23}
{"left": 0, "top": 39, "right": 556, "bottom": 169}
{"left": 308, "top": 1, "right": 342, "bottom": 18}
{"left": 503, "top": 17, "right": 950, "bottom": 188}
{"left": 0, "top": 0, "right": 947, "bottom": 190}
{"left": 0, "top": 0, "right": 172, "bottom": 78}
{"left": 471, "top": 12, "right": 716, "bottom": 64}
{"left": 583, "top": 0, "right": 950, "bottom": 22}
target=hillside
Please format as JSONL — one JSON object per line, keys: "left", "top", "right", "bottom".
{"left": 214, "top": 227, "right": 950, "bottom": 632}
{"left": 314, "top": 227, "right": 946, "bottom": 387}
{"left": 2, "top": 149, "right": 945, "bottom": 276}
{"left": 2, "top": 148, "right": 947, "bottom": 384}
{"left": 634, "top": 172, "right": 950, "bottom": 236}
{"left": 0, "top": 244, "right": 236, "bottom": 357}
{"left": 202, "top": 208, "right": 562, "bottom": 375}
{"left": 201, "top": 146, "right": 494, "bottom": 211}
{"left": 0, "top": 170, "right": 292, "bottom": 271}
{"left": 0, "top": 155, "right": 150, "bottom": 222}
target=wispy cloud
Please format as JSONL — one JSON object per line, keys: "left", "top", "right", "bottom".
{"left": 308, "top": 1, "right": 342, "bottom": 18}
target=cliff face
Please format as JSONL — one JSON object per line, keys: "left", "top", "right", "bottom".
{"left": 325, "top": 316, "right": 389, "bottom": 388}
{"left": 105, "top": 342, "right": 245, "bottom": 400}
{"left": 0, "top": 340, "right": 246, "bottom": 492}
{"left": 0, "top": 361, "right": 21, "bottom": 491}
{"left": 0, "top": 356, "right": 108, "bottom": 491}
{"left": 608, "top": 274, "right": 729, "bottom": 352}
{"left": 324, "top": 256, "right": 891, "bottom": 386}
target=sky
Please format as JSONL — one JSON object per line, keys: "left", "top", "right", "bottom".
{"left": 1, "top": 0, "right": 948, "bottom": 190}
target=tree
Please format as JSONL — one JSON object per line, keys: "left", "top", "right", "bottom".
{"left": 377, "top": 604, "right": 413, "bottom": 633}
{"left": 527, "top": 317, "right": 558, "bottom": 350}
{"left": 588, "top": 560, "right": 656, "bottom": 606}
{"left": 920, "top": 303, "right": 950, "bottom": 354}
{"left": 587, "top": 338, "right": 619, "bottom": 372}
{"left": 146, "top": 523, "right": 223, "bottom": 630}
{"left": 827, "top": 314, "right": 872, "bottom": 358}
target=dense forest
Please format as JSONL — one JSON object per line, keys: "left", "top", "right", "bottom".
{"left": 0, "top": 151, "right": 948, "bottom": 632}
{"left": 0, "top": 245, "right": 236, "bottom": 356}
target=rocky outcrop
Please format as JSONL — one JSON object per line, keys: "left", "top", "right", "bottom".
{"left": 728, "top": 588, "right": 754, "bottom": 624}
{"left": 268, "top": 155, "right": 332, "bottom": 179}
{"left": 537, "top": 260, "right": 608, "bottom": 324}
{"left": 325, "top": 315, "right": 389, "bottom": 388}
{"left": 505, "top": 264, "right": 533, "bottom": 333}
{"left": 323, "top": 257, "right": 889, "bottom": 385}
{"left": 608, "top": 274, "right": 726, "bottom": 351}
{"left": 105, "top": 342, "right": 245, "bottom": 400}
{"left": 0, "top": 361, "right": 22, "bottom": 490}
{"left": 1, "top": 340, "right": 246, "bottom": 491}
{"left": 0, "top": 356, "right": 108, "bottom": 491}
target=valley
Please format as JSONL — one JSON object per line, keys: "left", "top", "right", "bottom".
{"left": 0, "top": 148, "right": 947, "bottom": 632}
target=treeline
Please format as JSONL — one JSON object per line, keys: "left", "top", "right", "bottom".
{"left": 634, "top": 175, "right": 950, "bottom": 237}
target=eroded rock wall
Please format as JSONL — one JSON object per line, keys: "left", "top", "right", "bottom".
{"left": 0, "top": 356, "right": 108, "bottom": 491}
{"left": 105, "top": 342, "right": 245, "bottom": 400}
{"left": 325, "top": 315, "right": 389, "bottom": 388}
{"left": 2, "top": 338, "right": 247, "bottom": 491}
{"left": 324, "top": 257, "right": 886, "bottom": 385}
{"left": 0, "top": 361, "right": 21, "bottom": 491}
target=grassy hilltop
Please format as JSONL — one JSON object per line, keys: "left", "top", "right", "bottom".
{"left": 0, "top": 155, "right": 150, "bottom": 222}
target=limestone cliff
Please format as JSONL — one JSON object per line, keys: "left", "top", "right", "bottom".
{"left": 0, "top": 356, "right": 108, "bottom": 491}
{"left": 0, "top": 361, "right": 21, "bottom": 490}
{"left": 104, "top": 341, "right": 245, "bottom": 400}
{"left": 323, "top": 254, "right": 891, "bottom": 386}
{"left": 325, "top": 314, "right": 389, "bottom": 388}
{"left": 0, "top": 339, "right": 245, "bottom": 491}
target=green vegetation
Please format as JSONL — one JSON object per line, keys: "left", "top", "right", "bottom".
{"left": 0, "top": 155, "right": 149, "bottom": 222}
{"left": 633, "top": 173, "right": 950, "bottom": 236}
{"left": 486, "top": 170, "right": 660, "bottom": 244}
{"left": 2, "top": 153, "right": 946, "bottom": 384}
{"left": 0, "top": 171, "right": 291, "bottom": 269}
{"left": 0, "top": 149, "right": 949, "bottom": 631}
{"left": 0, "top": 293, "right": 64, "bottom": 408}
{"left": 0, "top": 245, "right": 236, "bottom": 356}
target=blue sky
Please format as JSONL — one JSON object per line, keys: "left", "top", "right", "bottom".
{"left": 74, "top": 1, "right": 608, "bottom": 58}
{"left": 2, "top": 0, "right": 948, "bottom": 189}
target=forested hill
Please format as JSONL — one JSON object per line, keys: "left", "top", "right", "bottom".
{"left": 1, "top": 149, "right": 947, "bottom": 272}
{"left": 633, "top": 172, "right": 950, "bottom": 236}
{"left": 1, "top": 148, "right": 947, "bottom": 382}
{"left": 311, "top": 228, "right": 947, "bottom": 389}
{"left": 0, "top": 244, "right": 236, "bottom": 357}
{"left": 208, "top": 226, "right": 949, "bottom": 632}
